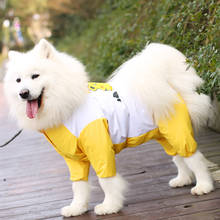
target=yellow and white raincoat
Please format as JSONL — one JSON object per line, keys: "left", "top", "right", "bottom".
{"left": 42, "top": 83, "right": 197, "bottom": 181}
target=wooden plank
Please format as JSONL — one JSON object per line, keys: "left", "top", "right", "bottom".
{"left": 1, "top": 190, "right": 220, "bottom": 220}
{"left": 104, "top": 199, "right": 220, "bottom": 220}
{"left": 166, "top": 209, "right": 220, "bottom": 220}
{"left": 0, "top": 174, "right": 219, "bottom": 217}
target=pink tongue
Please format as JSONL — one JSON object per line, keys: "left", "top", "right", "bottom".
{"left": 26, "top": 100, "right": 39, "bottom": 119}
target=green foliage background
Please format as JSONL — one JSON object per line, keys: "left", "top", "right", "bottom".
{"left": 54, "top": 0, "right": 220, "bottom": 100}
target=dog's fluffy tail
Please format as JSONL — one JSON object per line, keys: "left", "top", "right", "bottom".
{"left": 109, "top": 43, "right": 212, "bottom": 132}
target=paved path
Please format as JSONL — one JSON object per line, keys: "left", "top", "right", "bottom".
{"left": 0, "top": 83, "right": 220, "bottom": 220}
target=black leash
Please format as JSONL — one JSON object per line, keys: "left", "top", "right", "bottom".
{"left": 0, "top": 129, "right": 23, "bottom": 148}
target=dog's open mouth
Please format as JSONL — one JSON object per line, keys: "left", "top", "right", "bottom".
{"left": 26, "top": 89, "right": 44, "bottom": 119}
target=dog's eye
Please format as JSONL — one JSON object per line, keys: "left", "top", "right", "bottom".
{"left": 16, "top": 78, "right": 21, "bottom": 83}
{"left": 31, "top": 74, "right": 40, "bottom": 79}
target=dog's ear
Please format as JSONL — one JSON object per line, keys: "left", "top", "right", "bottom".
{"left": 34, "top": 39, "right": 55, "bottom": 59}
{"left": 8, "top": 51, "right": 21, "bottom": 60}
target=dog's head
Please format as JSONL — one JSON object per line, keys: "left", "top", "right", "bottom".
{"left": 4, "top": 39, "right": 89, "bottom": 130}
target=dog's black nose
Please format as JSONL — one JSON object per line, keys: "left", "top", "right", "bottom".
{"left": 19, "top": 89, "right": 30, "bottom": 99}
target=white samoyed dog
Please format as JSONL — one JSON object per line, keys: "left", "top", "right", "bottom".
{"left": 4, "top": 39, "right": 214, "bottom": 217}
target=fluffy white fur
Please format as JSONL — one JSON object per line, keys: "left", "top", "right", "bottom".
{"left": 4, "top": 39, "right": 88, "bottom": 130}
{"left": 61, "top": 181, "right": 90, "bottom": 217}
{"left": 4, "top": 40, "right": 214, "bottom": 217}
{"left": 184, "top": 151, "right": 214, "bottom": 195}
{"left": 95, "top": 173, "right": 128, "bottom": 215}
{"left": 169, "top": 151, "right": 214, "bottom": 195}
{"left": 109, "top": 43, "right": 212, "bottom": 131}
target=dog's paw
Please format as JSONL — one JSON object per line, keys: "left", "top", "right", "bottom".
{"left": 191, "top": 183, "right": 214, "bottom": 195}
{"left": 94, "top": 202, "right": 122, "bottom": 215}
{"left": 61, "top": 203, "right": 88, "bottom": 217}
{"left": 169, "top": 176, "right": 193, "bottom": 188}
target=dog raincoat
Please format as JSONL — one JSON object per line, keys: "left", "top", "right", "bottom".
{"left": 42, "top": 83, "right": 197, "bottom": 181}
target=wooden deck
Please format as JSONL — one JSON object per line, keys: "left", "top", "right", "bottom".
{"left": 0, "top": 83, "right": 220, "bottom": 220}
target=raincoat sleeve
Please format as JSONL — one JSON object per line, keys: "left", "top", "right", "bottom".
{"left": 79, "top": 118, "right": 117, "bottom": 178}
{"left": 41, "top": 126, "right": 90, "bottom": 181}
{"left": 157, "top": 96, "right": 197, "bottom": 157}
{"left": 63, "top": 157, "right": 90, "bottom": 181}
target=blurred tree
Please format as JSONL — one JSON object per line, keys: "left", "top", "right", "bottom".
{"left": 0, "top": 0, "right": 48, "bottom": 49}
{"left": 8, "top": 0, "right": 47, "bottom": 17}
{"left": 47, "top": 0, "right": 103, "bottom": 18}
{"left": 47, "top": 0, "right": 103, "bottom": 41}
{"left": 1, "top": 0, "right": 103, "bottom": 45}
